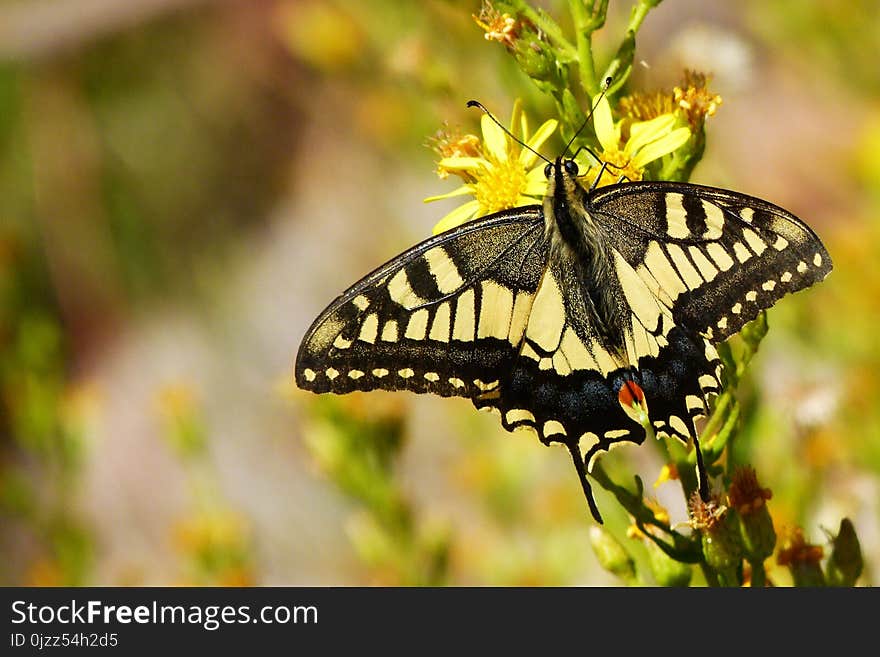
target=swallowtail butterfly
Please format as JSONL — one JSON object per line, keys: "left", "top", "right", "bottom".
{"left": 295, "top": 150, "right": 832, "bottom": 522}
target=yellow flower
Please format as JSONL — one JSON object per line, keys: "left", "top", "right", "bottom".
{"left": 425, "top": 101, "right": 557, "bottom": 234}
{"left": 583, "top": 94, "right": 690, "bottom": 187}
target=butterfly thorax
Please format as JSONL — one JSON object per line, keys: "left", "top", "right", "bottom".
{"left": 543, "top": 157, "right": 626, "bottom": 350}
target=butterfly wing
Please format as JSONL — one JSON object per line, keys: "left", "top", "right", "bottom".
{"left": 582, "top": 180, "right": 833, "bottom": 444}
{"left": 590, "top": 181, "right": 833, "bottom": 341}
{"left": 295, "top": 207, "right": 549, "bottom": 399}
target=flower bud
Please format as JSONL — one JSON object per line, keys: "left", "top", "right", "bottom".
{"left": 645, "top": 538, "right": 692, "bottom": 587}
{"left": 689, "top": 493, "right": 742, "bottom": 584}
{"left": 727, "top": 466, "right": 776, "bottom": 562}
{"left": 589, "top": 526, "right": 637, "bottom": 585}
{"left": 825, "top": 518, "right": 863, "bottom": 587}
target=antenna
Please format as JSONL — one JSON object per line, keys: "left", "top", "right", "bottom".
{"left": 466, "top": 100, "right": 552, "bottom": 165}
{"left": 566, "top": 76, "right": 613, "bottom": 159}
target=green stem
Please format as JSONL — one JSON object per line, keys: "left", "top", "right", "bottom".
{"left": 749, "top": 559, "right": 767, "bottom": 587}
{"left": 568, "top": 0, "right": 607, "bottom": 95}
{"left": 700, "top": 562, "right": 720, "bottom": 587}
{"left": 511, "top": 0, "right": 577, "bottom": 60}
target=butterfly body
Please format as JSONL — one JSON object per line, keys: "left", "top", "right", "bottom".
{"left": 295, "top": 158, "right": 832, "bottom": 521}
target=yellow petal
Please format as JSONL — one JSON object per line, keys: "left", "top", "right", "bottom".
{"left": 481, "top": 114, "right": 509, "bottom": 162}
{"left": 432, "top": 200, "right": 481, "bottom": 234}
{"left": 510, "top": 98, "right": 524, "bottom": 139}
{"left": 625, "top": 114, "right": 677, "bottom": 156}
{"left": 592, "top": 95, "right": 620, "bottom": 152}
{"left": 423, "top": 184, "right": 474, "bottom": 203}
{"left": 437, "top": 156, "right": 488, "bottom": 172}
{"left": 631, "top": 127, "right": 691, "bottom": 168}
{"left": 520, "top": 119, "right": 558, "bottom": 168}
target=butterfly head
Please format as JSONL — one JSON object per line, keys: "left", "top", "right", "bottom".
{"left": 543, "top": 157, "right": 579, "bottom": 181}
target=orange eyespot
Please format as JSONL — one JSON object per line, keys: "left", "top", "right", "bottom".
{"left": 618, "top": 380, "right": 645, "bottom": 408}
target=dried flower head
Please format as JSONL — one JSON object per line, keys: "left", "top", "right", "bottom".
{"left": 688, "top": 491, "right": 728, "bottom": 531}
{"left": 777, "top": 527, "right": 823, "bottom": 567}
{"left": 473, "top": 1, "right": 522, "bottom": 50}
{"left": 727, "top": 465, "right": 773, "bottom": 515}
{"left": 427, "top": 128, "right": 483, "bottom": 180}
{"left": 674, "top": 70, "right": 723, "bottom": 128}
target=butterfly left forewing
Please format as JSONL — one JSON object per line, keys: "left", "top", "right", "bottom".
{"left": 295, "top": 207, "right": 548, "bottom": 398}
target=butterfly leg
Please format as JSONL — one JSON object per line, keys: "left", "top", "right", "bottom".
{"left": 692, "top": 431, "right": 710, "bottom": 502}
{"left": 566, "top": 440, "right": 603, "bottom": 524}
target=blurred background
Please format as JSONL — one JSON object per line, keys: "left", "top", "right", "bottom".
{"left": 1, "top": 0, "right": 878, "bottom": 585}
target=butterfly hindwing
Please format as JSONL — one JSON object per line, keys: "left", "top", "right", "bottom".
{"left": 295, "top": 207, "right": 548, "bottom": 398}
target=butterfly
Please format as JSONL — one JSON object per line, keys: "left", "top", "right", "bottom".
{"left": 295, "top": 143, "right": 832, "bottom": 522}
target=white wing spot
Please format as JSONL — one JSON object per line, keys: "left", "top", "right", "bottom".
{"left": 508, "top": 291, "right": 534, "bottom": 346}
{"left": 717, "top": 316, "right": 728, "bottom": 330}
{"left": 614, "top": 251, "right": 663, "bottom": 333}
{"left": 701, "top": 199, "right": 725, "bottom": 239}
{"left": 424, "top": 372, "right": 440, "bottom": 382}
{"left": 689, "top": 246, "right": 718, "bottom": 281}
{"left": 604, "top": 429, "right": 630, "bottom": 439}
{"left": 762, "top": 280, "right": 776, "bottom": 292}
{"left": 505, "top": 409, "right": 535, "bottom": 425}
{"left": 740, "top": 207, "right": 755, "bottom": 223}
{"left": 665, "top": 243, "right": 703, "bottom": 290}
{"left": 686, "top": 395, "right": 704, "bottom": 412}
{"left": 478, "top": 280, "right": 514, "bottom": 340}
{"left": 381, "top": 320, "right": 399, "bottom": 342}
{"left": 405, "top": 308, "right": 429, "bottom": 340}
{"left": 731, "top": 302, "right": 742, "bottom": 315}
{"left": 424, "top": 247, "right": 464, "bottom": 294}
{"left": 705, "top": 242, "right": 734, "bottom": 271}
{"left": 781, "top": 271, "right": 792, "bottom": 283}
{"left": 797, "top": 261, "right": 808, "bottom": 273}
{"left": 398, "top": 368, "right": 415, "bottom": 378}
{"left": 733, "top": 241, "right": 751, "bottom": 264}
{"left": 448, "top": 377, "right": 465, "bottom": 388}
{"left": 773, "top": 236, "right": 789, "bottom": 251}
{"left": 813, "top": 252, "right": 823, "bottom": 267}
{"left": 452, "top": 289, "right": 476, "bottom": 342}
{"left": 353, "top": 295, "right": 370, "bottom": 311}
{"left": 333, "top": 335, "right": 352, "bottom": 349}
{"left": 746, "top": 291, "right": 758, "bottom": 302}
{"left": 429, "top": 302, "right": 451, "bottom": 342}
{"left": 669, "top": 415, "right": 691, "bottom": 438}
{"left": 372, "top": 368, "right": 389, "bottom": 378}
{"left": 326, "top": 368, "right": 339, "bottom": 380}
{"left": 348, "top": 370, "right": 364, "bottom": 380}
{"left": 699, "top": 374, "right": 718, "bottom": 390}
{"left": 303, "top": 368, "right": 316, "bottom": 382}
{"left": 742, "top": 228, "right": 767, "bottom": 256}
{"left": 359, "top": 313, "right": 379, "bottom": 344}
{"left": 664, "top": 193, "right": 690, "bottom": 239}
{"left": 525, "top": 273, "right": 566, "bottom": 351}
{"left": 388, "top": 268, "right": 427, "bottom": 309}
{"left": 543, "top": 420, "right": 567, "bottom": 437}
